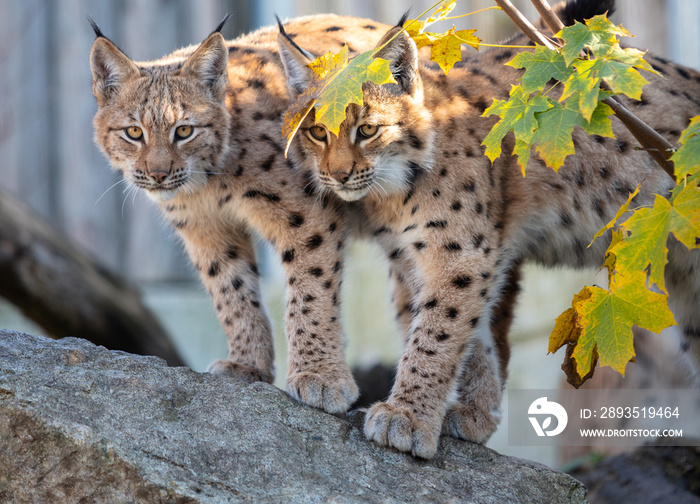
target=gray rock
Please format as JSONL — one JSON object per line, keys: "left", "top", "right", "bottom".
{"left": 0, "top": 330, "right": 586, "bottom": 503}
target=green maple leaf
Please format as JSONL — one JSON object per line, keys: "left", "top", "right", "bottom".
{"left": 282, "top": 45, "right": 396, "bottom": 152}
{"left": 529, "top": 98, "right": 614, "bottom": 170}
{"left": 551, "top": 273, "right": 676, "bottom": 381}
{"left": 610, "top": 184, "right": 700, "bottom": 293}
{"left": 507, "top": 45, "right": 573, "bottom": 93}
{"left": 598, "top": 59, "right": 647, "bottom": 98}
{"left": 482, "top": 85, "right": 552, "bottom": 172}
{"left": 557, "top": 14, "right": 654, "bottom": 123}
{"left": 559, "top": 14, "right": 632, "bottom": 65}
{"left": 580, "top": 98, "right": 615, "bottom": 137}
{"left": 560, "top": 72, "right": 600, "bottom": 121}
{"left": 559, "top": 22, "right": 597, "bottom": 66}
{"left": 530, "top": 100, "right": 582, "bottom": 170}
{"left": 671, "top": 116, "right": 700, "bottom": 180}
{"left": 570, "top": 277, "right": 675, "bottom": 377}
{"left": 561, "top": 52, "right": 650, "bottom": 122}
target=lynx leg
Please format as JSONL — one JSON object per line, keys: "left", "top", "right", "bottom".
{"left": 443, "top": 266, "right": 520, "bottom": 443}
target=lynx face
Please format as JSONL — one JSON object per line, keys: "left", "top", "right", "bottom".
{"left": 280, "top": 27, "right": 435, "bottom": 202}
{"left": 296, "top": 93, "right": 434, "bottom": 202}
{"left": 91, "top": 33, "right": 230, "bottom": 202}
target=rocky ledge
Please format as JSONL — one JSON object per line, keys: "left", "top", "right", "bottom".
{"left": 0, "top": 330, "right": 586, "bottom": 503}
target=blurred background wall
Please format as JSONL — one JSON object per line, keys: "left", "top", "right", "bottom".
{"left": 1, "top": 0, "right": 699, "bottom": 468}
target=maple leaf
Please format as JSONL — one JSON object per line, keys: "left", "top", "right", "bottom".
{"left": 551, "top": 274, "right": 675, "bottom": 382}
{"left": 282, "top": 45, "right": 396, "bottom": 153}
{"left": 671, "top": 115, "right": 700, "bottom": 180}
{"left": 530, "top": 100, "right": 582, "bottom": 170}
{"left": 580, "top": 98, "right": 615, "bottom": 138}
{"left": 549, "top": 307, "right": 577, "bottom": 354}
{"left": 560, "top": 67, "right": 601, "bottom": 121}
{"left": 315, "top": 49, "right": 396, "bottom": 133}
{"left": 559, "top": 14, "right": 632, "bottom": 65}
{"left": 406, "top": 22, "right": 480, "bottom": 75}
{"left": 429, "top": 28, "right": 481, "bottom": 75}
{"left": 576, "top": 58, "right": 649, "bottom": 100}
{"left": 529, "top": 97, "right": 615, "bottom": 170}
{"left": 482, "top": 85, "right": 551, "bottom": 173}
{"left": 507, "top": 46, "right": 573, "bottom": 94}
{"left": 403, "top": 1, "right": 481, "bottom": 76}
{"left": 557, "top": 14, "right": 655, "bottom": 123}
{"left": 610, "top": 185, "right": 700, "bottom": 293}
{"left": 669, "top": 182, "right": 700, "bottom": 251}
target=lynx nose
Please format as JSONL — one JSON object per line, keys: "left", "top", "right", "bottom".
{"left": 332, "top": 172, "right": 351, "bottom": 184}
{"left": 149, "top": 170, "right": 169, "bottom": 184}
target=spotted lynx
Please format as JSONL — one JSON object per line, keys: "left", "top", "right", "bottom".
{"left": 90, "top": 15, "right": 397, "bottom": 413}
{"left": 280, "top": 4, "right": 700, "bottom": 457}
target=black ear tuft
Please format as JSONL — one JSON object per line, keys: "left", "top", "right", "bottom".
{"left": 397, "top": 10, "right": 411, "bottom": 28}
{"left": 212, "top": 12, "right": 233, "bottom": 35}
{"left": 275, "top": 13, "right": 285, "bottom": 33}
{"left": 276, "top": 14, "right": 314, "bottom": 61}
{"left": 88, "top": 17, "right": 105, "bottom": 39}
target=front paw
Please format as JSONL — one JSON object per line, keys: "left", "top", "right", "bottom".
{"left": 364, "top": 402, "right": 440, "bottom": 459}
{"left": 442, "top": 403, "right": 500, "bottom": 444}
{"left": 286, "top": 368, "right": 359, "bottom": 414}
{"left": 207, "top": 359, "right": 274, "bottom": 384}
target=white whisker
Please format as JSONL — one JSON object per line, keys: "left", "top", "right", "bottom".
{"left": 95, "top": 178, "right": 128, "bottom": 205}
{"left": 121, "top": 185, "right": 136, "bottom": 218}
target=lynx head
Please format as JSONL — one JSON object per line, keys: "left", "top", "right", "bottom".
{"left": 90, "top": 22, "right": 230, "bottom": 202}
{"left": 278, "top": 23, "right": 434, "bottom": 202}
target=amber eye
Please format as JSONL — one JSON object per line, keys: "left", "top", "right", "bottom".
{"left": 309, "top": 126, "right": 328, "bottom": 142}
{"left": 175, "top": 125, "right": 194, "bottom": 140}
{"left": 125, "top": 126, "right": 143, "bottom": 141}
{"left": 358, "top": 124, "right": 378, "bottom": 139}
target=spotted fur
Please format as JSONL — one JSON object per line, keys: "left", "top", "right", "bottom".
{"left": 91, "top": 15, "right": 393, "bottom": 413}
{"left": 281, "top": 8, "right": 700, "bottom": 458}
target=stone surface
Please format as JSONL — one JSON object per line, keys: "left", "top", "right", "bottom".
{"left": 0, "top": 330, "right": 586, "bottom": 503}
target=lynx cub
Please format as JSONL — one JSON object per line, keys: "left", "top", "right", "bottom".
{"left": 90, "top": 15, "right": 393, "bottom": 413}
{"left": 280, "top": 9, "right": 700, "bottom": 457}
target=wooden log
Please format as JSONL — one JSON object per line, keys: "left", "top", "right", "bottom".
{"left": 0, "top": 189, "right": 183, "bottom": 366}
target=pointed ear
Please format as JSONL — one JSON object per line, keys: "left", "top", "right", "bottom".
{"left": 181, "top": 32, "right": 229, "bottom": 102}
{"left": 90, "top": 37, "right": 141, "bottom": 106}
{"left": 277, "top": 22, "right": 315, "bottom": 97}
{"left": 373, "top": 27, "right": 420, "bottom": 95}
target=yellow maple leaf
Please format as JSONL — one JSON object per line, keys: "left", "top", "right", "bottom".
{"left": 403, "top": 14, "right": 480, "bottom": 76}
{"left": 430, "top": 28, "right": 481, "bottom": 75}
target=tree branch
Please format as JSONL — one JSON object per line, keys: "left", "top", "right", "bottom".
{"left": 601, "top": 95, "right": 676, "bottom": 179}
{"left": 531, "top": 0, "right": 564, "bottom": 35}
{"left": 494, "top": 0, "right": 558, "bottom": 50}
{"left": 0, "top": 189, "right": 184, "bottom": 366}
